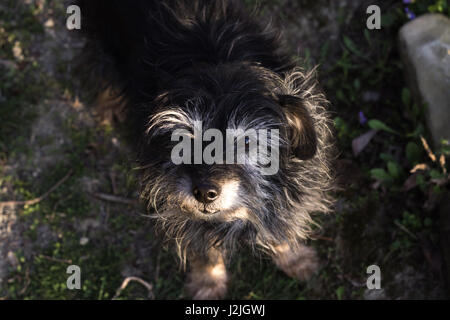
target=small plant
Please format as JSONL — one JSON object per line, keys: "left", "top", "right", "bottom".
{"left": 402, "top": 0, "right": 450, "bottom": 20}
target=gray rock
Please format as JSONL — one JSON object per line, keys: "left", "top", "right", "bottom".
{"left": 399, "top": 14, "right": 450, "bottom": 147}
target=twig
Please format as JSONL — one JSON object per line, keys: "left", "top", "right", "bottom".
{"left": 0, "top": 169, "right": 73, "bottom": 211}
{"left": 394, "top": 220, "right": 418, "bottom": 240}
{"left": 90, "top": 192, "right": 139, "bottom": 206}
{"left": 18, "top": 268, "right": 30, "bottom": 296}
{"left": 112, "top": 276, "right": 154, "bottom": 300}
{"left": 40, "top": 255, "right": 73, "bottom": 264}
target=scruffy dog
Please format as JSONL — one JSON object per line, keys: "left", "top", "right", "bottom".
{"left": 76, "top": 0, "right": 335, "bottom": 299}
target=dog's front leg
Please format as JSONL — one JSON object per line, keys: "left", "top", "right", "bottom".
{"left": 271, "top": 242, "right": 320, "bottom": 281}
{"left": 186, "top": 247, "right": 228, "bottom": 300}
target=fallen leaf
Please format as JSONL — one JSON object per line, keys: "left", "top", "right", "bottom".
{"left": 80, "top": 237, "right": 89, "bottom": 246}
{"left": 71, "top": 96, "right": 83, "bottom": 110}
{"left": 420, "top": 135, "right": 436, "bottom": 162}
{"left": 403, "top": 173, "right": 418, "bottom": 191}
{"left": 439, "top": 154, "right": 447, "bottom": 174}
{"left": 13, "top": 41, "right": 24, "bottom": 62}
{"left": 410, "top": 163, "right": 429, "bottom": 173}
{"left": 44, "top": 19, "right": 54, "bottom": 28}
{"left": 352, "top": 129, "right": 377, "bottom": 156}
{"left": 371, "top": 180, "right": 381, "bottom": 190}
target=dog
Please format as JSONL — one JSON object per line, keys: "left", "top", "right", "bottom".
{"left": 76, "top": 0, "right": 335, "bottom": 299}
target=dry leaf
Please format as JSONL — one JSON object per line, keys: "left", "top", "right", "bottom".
{"left": 352, "top": 129, "right": 377, "bottom": 156}
{"left": 71, "top": 96, "right": 83, "bottom": 110}
{"left": 403, "top": 173, "right": 418, "bottom": 191}
{"left": 371, "top": 180, "right": 381, "bottom": 190}
{"left": 420, "top": 135, "right": 436, "bottom": 162}
{"left": 12, "top": 41, "right": 24, "bottom": 62}
{"left": 410, "top": 163, "right": 429, "bottom": 173}
{"left": 439, "top": 154, "right": 447, "bottom": 174}
{"left": 44, "top": 19, "right": 54, "bottom": 28}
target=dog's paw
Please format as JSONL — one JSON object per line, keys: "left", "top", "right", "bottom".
{"left": 186, "top": 280, "right": 227, "bottom": 300}
{"left": 272, "top": 243, "right": 320, "bottom": 281}
{"left": 186, "top": 262, "right": 228, "bottom": 300}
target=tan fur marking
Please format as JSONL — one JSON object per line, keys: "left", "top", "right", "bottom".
{"left": 186, "top": 248, "right": 228, "bottom": 300}
{"left": 95, "top": 87, "right": 127, "bottom": 124}
{"left": 272, "top": 243, "right": 319, "bottom": 281}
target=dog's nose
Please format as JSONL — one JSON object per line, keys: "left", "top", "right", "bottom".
{"left": 193, "top": 183, "right": 220, "bottom": 204}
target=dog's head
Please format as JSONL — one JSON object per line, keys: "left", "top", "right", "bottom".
{"left": 140, "top": 63, "right": 334, "bottom": 259}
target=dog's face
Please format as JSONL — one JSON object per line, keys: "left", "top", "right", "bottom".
{"left": 139, "top": 63, "right": 332, "bottom": 257}
{"left": 142, "top": 64, "right": 315, "bottom": 217}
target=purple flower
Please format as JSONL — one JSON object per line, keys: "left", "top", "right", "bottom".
{"left": 405, "top": 7, "right": 416, "bottom": 20}
{"left": 358, "top": 111, "right": 367, "bottom": 125}
{"left": 403, "top": 0, "right": 412, "bottom": 4}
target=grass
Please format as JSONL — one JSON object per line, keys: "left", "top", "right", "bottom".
{"left": 0, "top": 0, "right": 449, "bottom": 300}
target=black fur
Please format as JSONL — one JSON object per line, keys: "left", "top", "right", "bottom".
{"left": 76, "top": 0, "right": 335, "bottom": 299}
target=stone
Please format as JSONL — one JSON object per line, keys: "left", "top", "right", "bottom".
{"left": 399, "top": 14, "right": 450, "bottom": 147}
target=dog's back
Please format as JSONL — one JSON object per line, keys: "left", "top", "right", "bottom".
{"left": 77, "top": 0, "right": 292, "bottom": 104}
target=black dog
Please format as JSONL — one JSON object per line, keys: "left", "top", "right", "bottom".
{"left": 76, "top": 0, "right": 335, "bottom": 299}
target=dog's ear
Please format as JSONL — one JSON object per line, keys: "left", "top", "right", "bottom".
{"left": 278, "top": 94, "right": 317, "bottom": 160}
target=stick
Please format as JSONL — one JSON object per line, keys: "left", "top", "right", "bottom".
{"left": 40, "top": 255, "right": 73, "bottom": 264}
{"left": 0, "top": 169, "right": 73, "bottom": 211}
{"left": 112, "top": 276, "right": 154, "bottom": 300}
{"left": 394, "top": 220, "right": 418, "bottom": 239}
{"left": 90, "top": 192, "right": 139, "bottom": 205}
